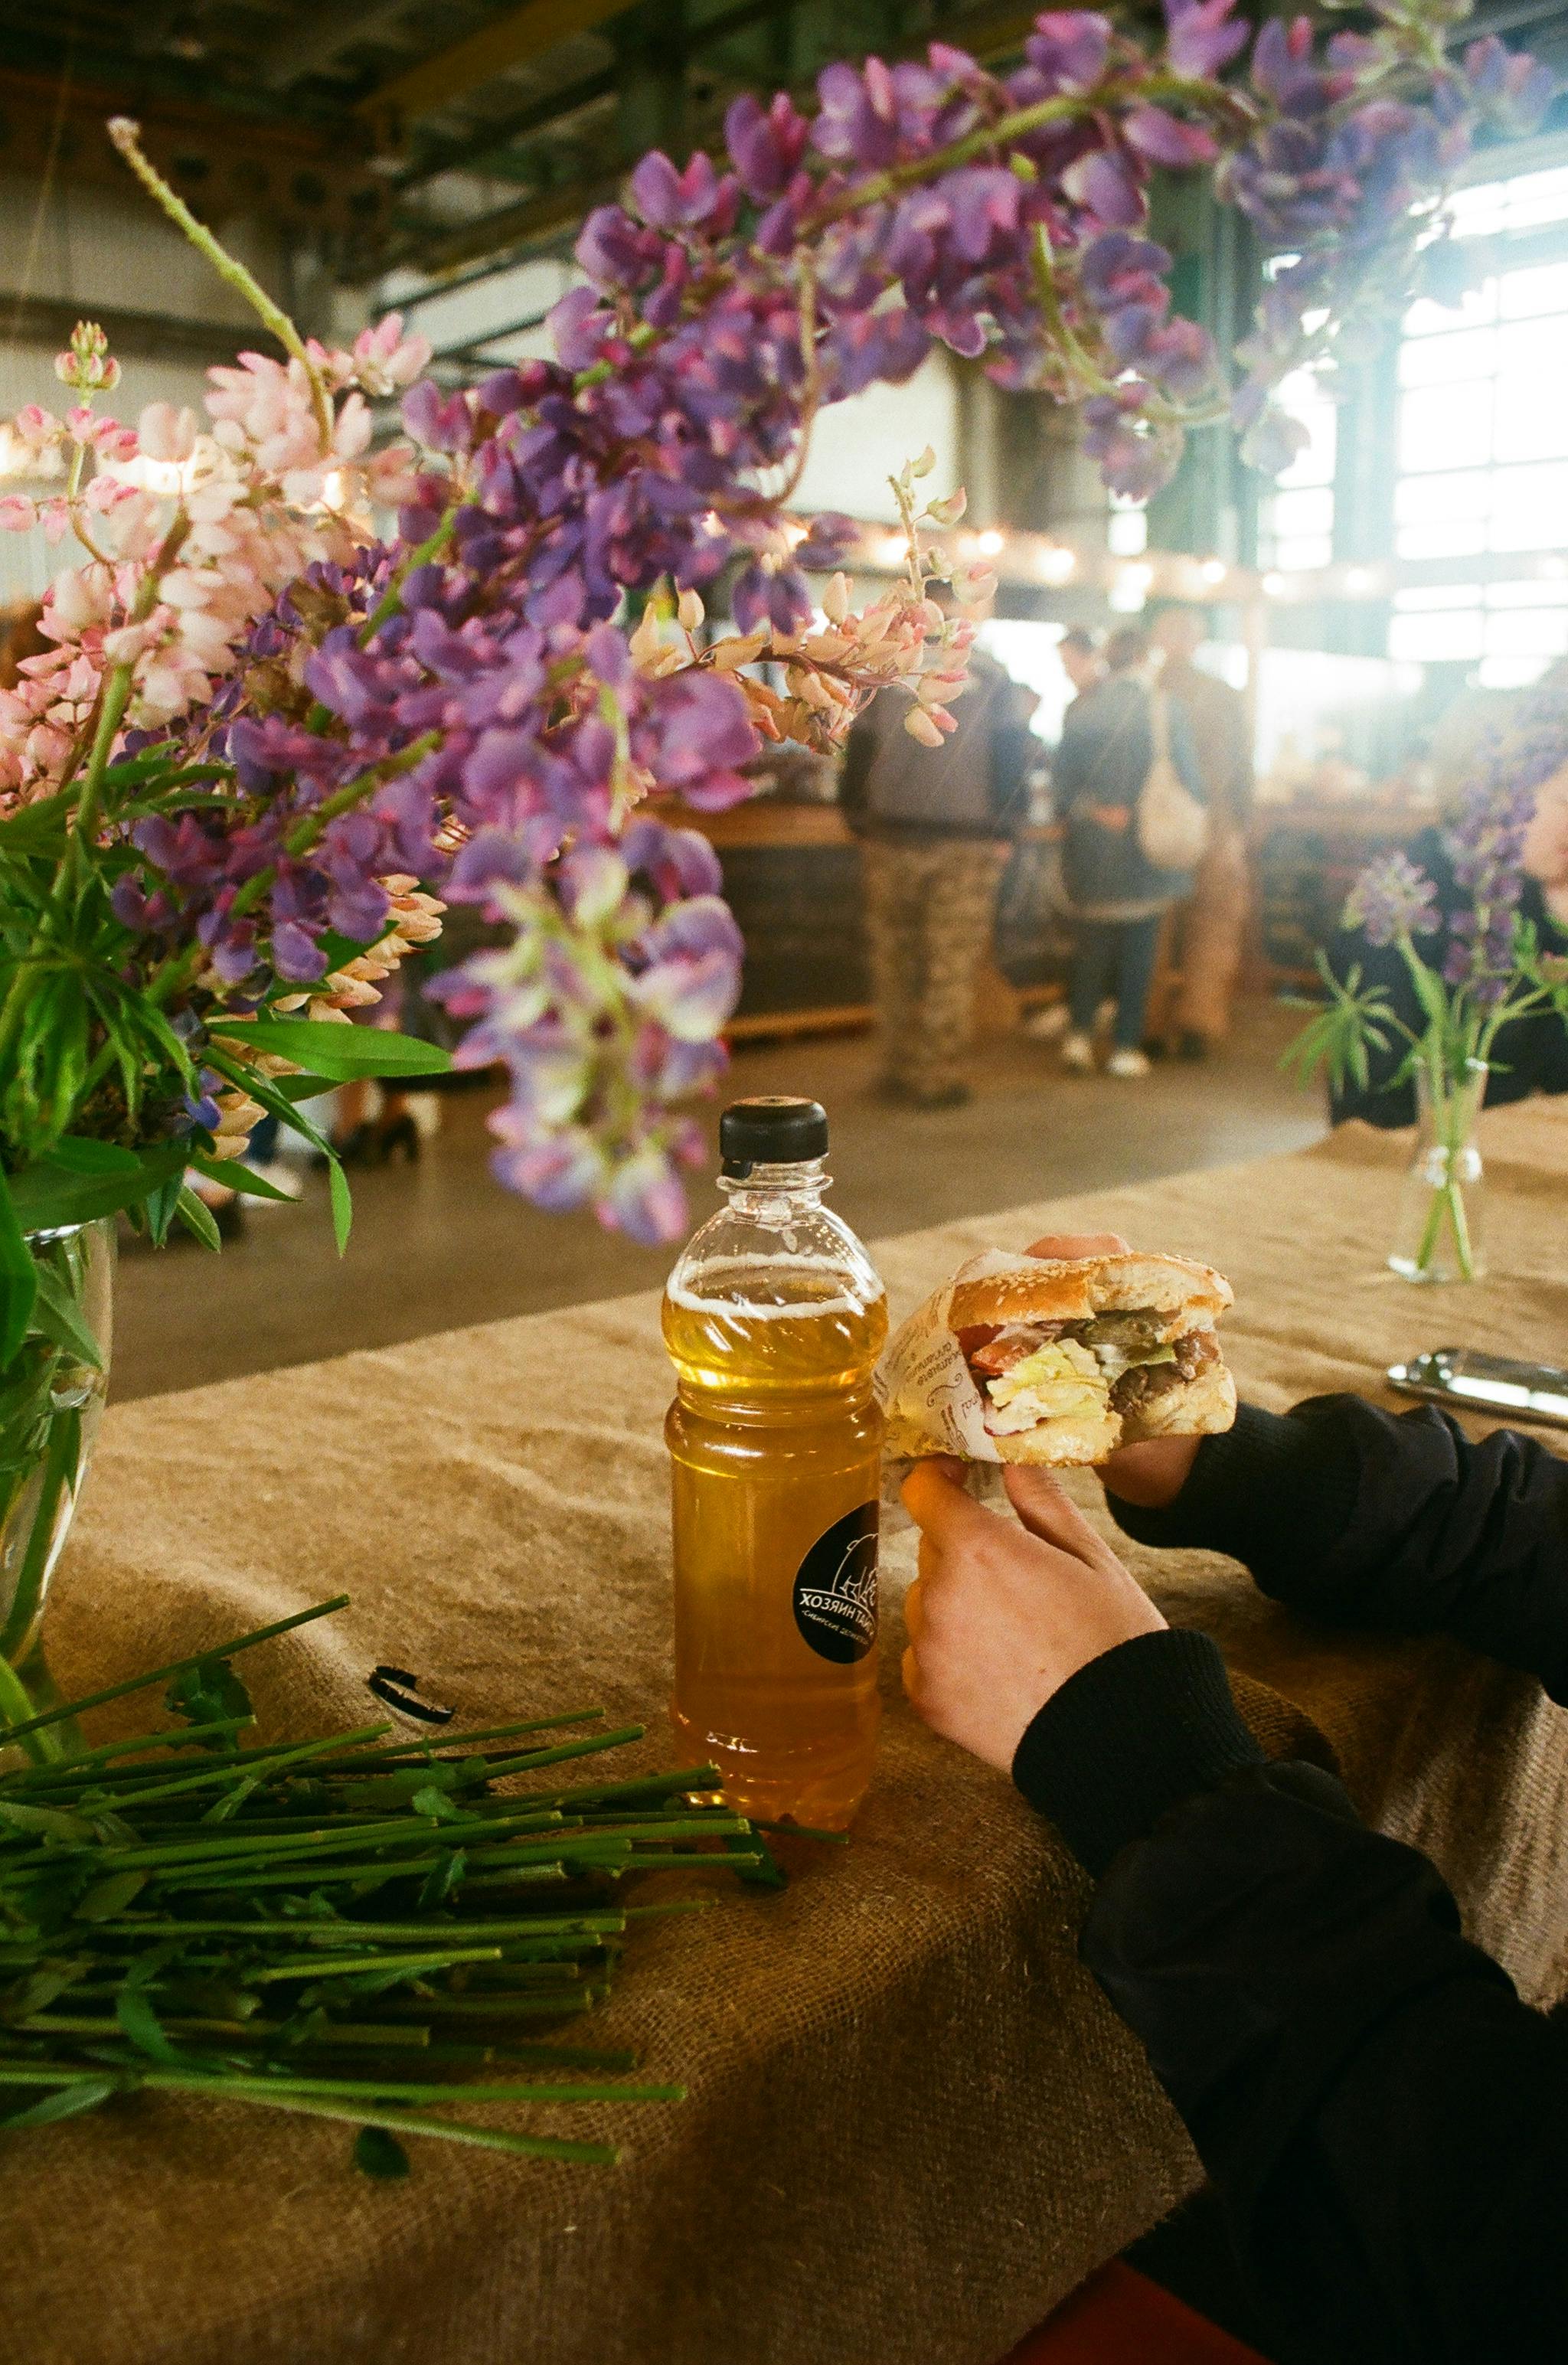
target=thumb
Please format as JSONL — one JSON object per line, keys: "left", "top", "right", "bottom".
{"left": 1003, "top": 1465, "right": 1115, "bottom": 1566}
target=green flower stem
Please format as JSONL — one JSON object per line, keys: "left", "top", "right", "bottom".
{"left": 0, "top": 1720, "right": 256, "bottom": 1793}
{"left": 0, "top": 1592, "right": 348, "bottom": 1749}
{"left": 225, "top": 729, "right": 442, "bottom": 929}
{"left": 358, "top": 513, "right": 458, "bottom": 645}
{"left": 160, "top": 2069, "right": 681, "bottom": 2106}
{"left": 0, "top": 2063, "right": 620, "bottom": 2162}
{"left": 0, "top": 1407, "right": 80, "bottom": 1666}
{"left": 810, "top": 70, "right": 1245, "bottom": 230}
{"left": 92, "top": 1913, "right": 627, "bottom": 1941}
{"left": 96, "top": 1723, "right": 391, "bottom": 1810}
{"left": 247, "top": 1946, "right": 505, "bottom": 1983}
{"left": 0, "top": 1649, "right": 66, "bottom": 1768}
{"left": 108, "top": 120, "right": 334, "bottom": 449}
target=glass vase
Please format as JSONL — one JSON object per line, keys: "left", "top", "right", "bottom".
{"left": 0, "top": 1217, "right": 115, "bottom": 1753}
{"left": 1389, "top": 1059, "right": 1487, "bottom": 1285}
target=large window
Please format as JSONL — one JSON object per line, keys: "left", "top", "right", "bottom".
{"left": 1388, "top": 160, "right": 1568, "bottom": 685}
{"left": 1258, "top": 364, "right": 1338, "bottom": 575}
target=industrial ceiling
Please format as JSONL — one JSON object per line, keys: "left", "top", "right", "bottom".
{"left": 0, "top": 0, "right": 1563, "bottom": 290}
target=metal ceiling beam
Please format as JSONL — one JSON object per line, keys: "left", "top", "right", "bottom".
{"left": 256, "top": 0, "right": 423, "bottom": 90}
{"left": 392, "top": 0, "right": 1054, "bottom": 277}
{"left": 0, "top": 290, "right": 284, "bottom": 367}
{"left": 358, "top": 0, "right": 633, "bottom": 130}
{"left": 395, "top": 64, "right": 619, "bottom": 191}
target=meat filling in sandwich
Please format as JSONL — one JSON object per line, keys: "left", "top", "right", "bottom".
{"left": 936, "top": 1249, "right": 1236, "bottom": 1465}
{"left": 959, "top": 1315, "right": 1220, "bottom": 1436}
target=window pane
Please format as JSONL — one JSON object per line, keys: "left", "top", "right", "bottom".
{"left": 1451, "top": 167, "right": 1568, "bottom": 239}
{"left": 1394, "top": 583, "right": 1485, "bottom": 611}
{"left": 1273, "top": 369, "right": 1337, "bottom": 489}
{"left": 1485, "top": 606, "right": 1568, "bottom": 658}
{"left": 1487, "top": 576, "right": 1568, "bottom": 608}
{"left": 1396, "top": 470, "right": 1492, "bottom": 524}
{"left": 1490, "top": 461, "right": 1568, "bottom": 550}
{"left": 1399, "top": 380, "right": 1492, "bottom": 472}
{"left": 1396, "top": 521, "right": 1487, "bottom": 559}
{"left": 1398, "top": 326, "right": 1497, "bottom": 387}
{"left": 1506, "top": 168, "right": 1568, "bottom": 231}
{"left": 1479, "top": 655, "right": 1550, "bottom": 688}
{"left": 1269, "top": 486, "right": 1334, "bottom": 537}
{"left": 1273, "top": 533, "right": 1333, "bottom": 572}
{"left": 1499, "top": 261, "right": 1568, "bottom": 319}
{"left": 1494, "top": 335, "right": 1568, "bottom": 462}
{"left": 1403, "top": 281, "right": 1496, "bottom": 337}
{"left": 1390, "top": 609, "right": 1485, "bottom": 661}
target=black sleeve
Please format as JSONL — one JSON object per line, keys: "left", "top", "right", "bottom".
{"left": 1109, "top": 1395, "right": 1568, "bottom": 1704}
{"left": 838, "top": 717, "right": 875, "bottom": 831}
{"left": 1014, "top": 1630, "right": 1568, "bottom": 2365}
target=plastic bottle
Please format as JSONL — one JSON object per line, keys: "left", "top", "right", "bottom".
{"left": 662, "top": 1097, "right": 888, "bottom": 1830}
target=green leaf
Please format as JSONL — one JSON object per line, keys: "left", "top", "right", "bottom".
{"left": 115, "top": 1984, "right": 186, "bottom": 2068}
{"left": 0, "top": 1962, "right": 88, "bottom": 2023}
{"left": 44, "top": 1138, "right": 142, "bottom": 1177}
{"left": 189, "top": 1156, "right": 295, "bottom": 1204}
{"left": 0, "top": 1798, "right": 97, "bottom": 1840}
{"left": 165, "top": 1657, "right": 254, "bottom": 1746}
{"left": 73, "top": 1870, "right": 149, "bottom": 1922}
{"left": 0, "top": 1171, "right": 37, "bottom": 1369}
{"left": 209, "top": 1018, "right": 451, "bottom": 1080}
{"left": 354, "top": 2125, "right": 411, "bottom": 2180}
{"left": 173, "top": 1187, "right": 222, "bottom": 1252}
{"left": 328, "top": 1158, "right": 352, "bottom": 1255}
{"left": 410, "top": 1784, "right": 459, "bottom": 1821}
{"left": 416, "top": 1848, "right": 466, "bottom": 1910}
{"left": 0, "top": 2079, "right": 116, "bottom": 2133}
{"left": 7, "top": 1142, "right": 188, "bottom": 1233}
{"left": 31, "top": 1263, "right": 104, "bottom": 1371}
{"left": 143, "top": 1174, "right": 185, "bottom": 1249}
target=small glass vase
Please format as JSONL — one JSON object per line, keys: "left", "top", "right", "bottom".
{"left": 0, "top": 1217, "right": 115, "bottom": 1753}
{"left": 1389, "top": 1059, "right": 1487, "bottom": 1285}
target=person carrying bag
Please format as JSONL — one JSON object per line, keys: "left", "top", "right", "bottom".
{"left": 1050, "top": 626, "right": 1207, "bottom": 1079}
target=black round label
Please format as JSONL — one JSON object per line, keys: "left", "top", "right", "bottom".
{"left": 792, "top": 1503, "right": 879, "bottom": 1664}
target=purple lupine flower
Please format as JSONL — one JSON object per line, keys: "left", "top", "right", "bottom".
{"left": 1024, "top": 15, "right": 1112, "bottom": 92}
{"left": 724, "top": 93, "right": 811, "bottom": 197}
{"left": 1165, "top": 0, "right": 1249, "bottom": 79}
{"left": 109, "top": 1, "right": 1540, "bottom": 1242}
{"left": 1345, "top": 851, "right": 1442, "bottom": 946}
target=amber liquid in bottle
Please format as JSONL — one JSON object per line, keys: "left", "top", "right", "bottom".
{"left": 662, "top": 1109, "right": 887, "bottom": 1830}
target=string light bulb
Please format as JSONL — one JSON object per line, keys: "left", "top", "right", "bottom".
{"left": 975, "top": 527, "right": 1005, "bottom": 557}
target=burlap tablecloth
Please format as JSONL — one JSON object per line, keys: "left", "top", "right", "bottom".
{"left": 11, "top": 1101, "right": 1567, "bottom": 2365}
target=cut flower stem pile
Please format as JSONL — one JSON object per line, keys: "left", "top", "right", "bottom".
{"left": 0, "top": 1598, "right": 778, "bottom": 2174}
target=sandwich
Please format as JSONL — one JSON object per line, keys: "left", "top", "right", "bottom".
{"left": 880, "top": 1247, "right": 1235, "bottom": 1469}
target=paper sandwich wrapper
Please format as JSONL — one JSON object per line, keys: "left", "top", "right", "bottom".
{"left": 876, "top": 1249, "right": 1041, "bottom": 1519}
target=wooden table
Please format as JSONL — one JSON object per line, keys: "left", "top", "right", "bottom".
{"left": 11, "top": 1101, "right": 1568, "bottom": 2365}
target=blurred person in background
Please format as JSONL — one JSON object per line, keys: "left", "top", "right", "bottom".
{"left": 1150, "top": 602, "right": 1255, "bottom": 1061}
{"left": 1051, "top": 626, "right": 1205, "bottom": 1080}
{"left": 841, "top": 618, "right": 1030, "bottom": 1111}
{"left": 1024, "top": 626, "right": 1107, "bottom": 1047}
{"left": 1057, "top": 625, "right": 1105, "bottom": 704}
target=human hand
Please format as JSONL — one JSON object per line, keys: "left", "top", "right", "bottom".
{"left": 900, "top": 1455, "right": 1165, "bottom": 1772}
{"left": 1024, "top": 1231, "right": 1200, "bottom": 1511}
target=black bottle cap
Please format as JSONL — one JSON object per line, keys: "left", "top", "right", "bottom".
{"left": 719, "top": 1096, "right": 829, "bottom": 1176}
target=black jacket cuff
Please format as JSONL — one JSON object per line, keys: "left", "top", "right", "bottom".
{"left": 1106, "top": 1401, "right": 1359, "bottom": 1576}
{"left": 1012, "top": 1628, "right": 1265, "bottom": 1878}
